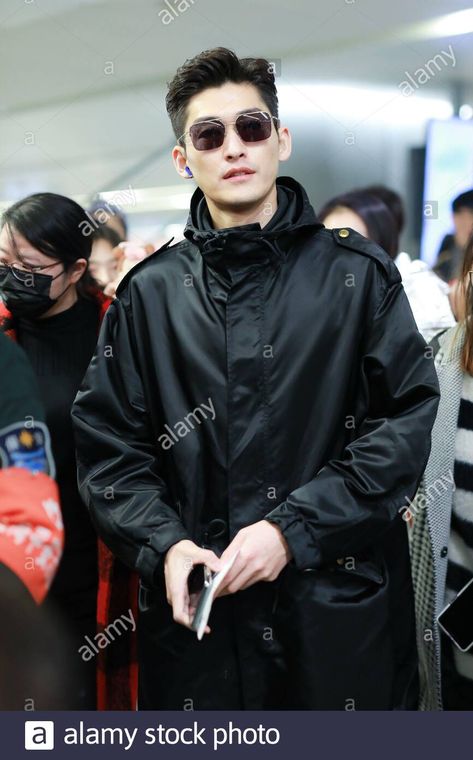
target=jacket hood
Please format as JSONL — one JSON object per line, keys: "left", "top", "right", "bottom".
{"left": 183, "top": 176, "right": 323, "bottom": 275}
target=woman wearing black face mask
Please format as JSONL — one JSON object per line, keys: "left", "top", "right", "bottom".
{"left": 0, "top": 193, "right": 111, "bottom": 710}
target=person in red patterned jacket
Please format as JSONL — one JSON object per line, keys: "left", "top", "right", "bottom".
{"left": 0, "top": 330, "right": 62, "bottom": 602}
{"left": 0, "top": 331, "right": 80, "bottom": 709}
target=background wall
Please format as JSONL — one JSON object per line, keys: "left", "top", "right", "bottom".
{"left": 1, "top": 0, "right": 473, "bottom": 258}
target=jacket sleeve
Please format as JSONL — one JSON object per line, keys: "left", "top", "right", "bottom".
{"left": 265, "top": 278, "right": 441, "bottom": 570}
{"left": 71, "top": 298, "right": 190, "bottom": 586}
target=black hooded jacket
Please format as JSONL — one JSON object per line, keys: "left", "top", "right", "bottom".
{"left": 72, "top": 176, "right": 440, "bottom": 709}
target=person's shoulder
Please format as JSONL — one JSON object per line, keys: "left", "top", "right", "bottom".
{"left": 116, "top": 238, "right": 192, "bottom": 297}
{"left": 316, "top": 226, "right": 401, "bottom": 286}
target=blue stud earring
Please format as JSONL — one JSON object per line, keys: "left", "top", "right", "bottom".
{"left": 185, "top": 166, "right": 193, "bottom": 178}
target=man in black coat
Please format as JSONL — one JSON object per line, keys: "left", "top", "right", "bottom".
{"left": 72, "top": 47, "right": 440, "bottom": 710}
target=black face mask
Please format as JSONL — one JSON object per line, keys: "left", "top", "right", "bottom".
{"left": 0, "top": 265, "right": 68, "bottom": 319}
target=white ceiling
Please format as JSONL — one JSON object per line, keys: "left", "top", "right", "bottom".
{"left": 0, "top": 0, "right": 472, "bottom": 206}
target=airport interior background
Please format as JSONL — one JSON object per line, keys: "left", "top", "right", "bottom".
{"left": 1, "top": 0, "right": 473, "bottom": 269}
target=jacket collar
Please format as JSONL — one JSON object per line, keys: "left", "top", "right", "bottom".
{"left": 183, "top": 176, "right": 322, "bottom": 277}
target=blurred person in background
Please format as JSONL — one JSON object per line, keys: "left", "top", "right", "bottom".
{"left": 89, "top": 226, "right": 123, "bottom": 290}
{"left": 88, "top": 199, "right": 128, "bottom": 242}
{"left": 319, "top": 188, "right": 398, "bottom": 257}
{"left": 364, "top": 184, "right": 406, "bottom": 241}
{"left": 434, "top": 189, "right": 473, "bottom": 284}
{"left": 0, "top": 330, "right": 62, "bottom": 605}
{"left": 319, "top": 188, "right": 454, "bottom": 342}
{"left": 410, "top": 231, "right": 473, "bottom": 710}
{"left": 102, "top": 241, "right": 156, "bottom": 299}
{"left": 435, "top": 233, "right": 462, "bottom": 285}
{"left": 0, "top": 192, "right": 111, "bottom": 709}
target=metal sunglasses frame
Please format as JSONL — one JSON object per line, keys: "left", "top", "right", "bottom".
{"left": 177, "top": 110, "right": 280, "bottom": 149}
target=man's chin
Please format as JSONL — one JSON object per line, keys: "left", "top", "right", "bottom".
{"left": 210, "top": 186, "right": 272, "bottom": 212}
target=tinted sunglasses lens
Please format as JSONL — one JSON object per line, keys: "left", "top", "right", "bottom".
{"left": 190, "top": 121, "right": 225, "bottom": 150}
{"left": 236, "top": 112, "right": 272, "bottom": 142}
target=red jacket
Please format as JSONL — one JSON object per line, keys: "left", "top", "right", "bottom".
{"left": 0, "top": 468, "right": 63, "bottom": 604}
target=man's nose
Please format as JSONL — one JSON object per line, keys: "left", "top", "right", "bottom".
{"left": 222, "top": 125, "right": 247, "bottom": 159}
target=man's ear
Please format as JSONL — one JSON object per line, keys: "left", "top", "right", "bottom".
{"left": 172, "top": 146, "right": 192, "bottom": 179}
{"left": 277, "top": 126, "right": 292, "bottom": 163}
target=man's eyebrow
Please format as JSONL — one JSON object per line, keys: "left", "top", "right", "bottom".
{"left": 191, "top": 107, "right": 263, "bottom": 124}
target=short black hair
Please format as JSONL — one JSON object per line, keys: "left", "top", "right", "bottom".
{"left": 452, "top": 189, "right": 473, "bottom": 214}
{"left": 318, "top": 189, "right": 399, "bottom": 260}
{"left": 166, "top": 47, "right": 279, "bottom": 143}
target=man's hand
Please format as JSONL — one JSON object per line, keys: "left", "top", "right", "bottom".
{"left": 164, "top": 539, "right": 221, "bottom": 633}
{"left": 216, "top": 520, "right": 292, "bottom": 597}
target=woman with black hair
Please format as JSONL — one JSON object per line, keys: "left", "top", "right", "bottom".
{"left": 319, "top": 188, "right": 454, "bottom": 342}
{"left": 319, "top": 189, "right": 399, "bottom": 259}
{"left": 0, "top": 192, "right": 111, "bottom": 709}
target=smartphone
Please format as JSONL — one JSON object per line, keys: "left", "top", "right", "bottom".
{"left": 437, "top": 577, "right": 473, "bottom": 652}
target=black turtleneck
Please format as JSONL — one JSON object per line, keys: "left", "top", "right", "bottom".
{"left": 16, "top": 297, "right": 100, "bottom": 601}
{"left": 17, "top": 296, "right": 102, "bottom": 709}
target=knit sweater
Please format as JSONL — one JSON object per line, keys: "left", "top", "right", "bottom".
{"left": 445, "top": 372, "right": 473, "bottom": 682}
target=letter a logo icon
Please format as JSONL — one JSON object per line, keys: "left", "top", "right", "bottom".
{"left": 24, "top": 721, "right": 55, "bottom": 750}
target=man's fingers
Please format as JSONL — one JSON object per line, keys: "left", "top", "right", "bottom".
{"left": 169, "top": 576, "right": 192, "bottom": 627}
{"left": 200, "top": 549, "right": 222, "bottom": 573}
{"left": 217, "top": 556, "right": 253, "bottom": 596}
{"left": 164, "top": 540, "right": 224, "bottom": 633}
{"left": 219, "top": 537, "right": 243, "bottom": 567}
{"left": 217, "top": 552, "right": 246, "bottom": 592}
{"left": 189, "top": 547, "right": 222, "bottom": 573}
{"left": 239, "top": 572, "right": 262, "bottom": 591}
{"left": 219, "top": 564, "right": 256, "bottom": 596}
{"left": 165, "top": 540, "right": 231, "bottom": 631}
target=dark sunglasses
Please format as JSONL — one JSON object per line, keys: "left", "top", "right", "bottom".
{"left": 179, "top": 110, "right": 280, "bottom": 151}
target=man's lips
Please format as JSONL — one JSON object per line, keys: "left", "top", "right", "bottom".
{"left": 222, "top": 168, "right": 256, "bottom": 180}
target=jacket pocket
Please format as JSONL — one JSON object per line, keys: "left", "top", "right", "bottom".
{"left": 331, "top": 556, "right": 384, "bottom": 585}
{"left": 300, "top": 553, "right": 385, "bottom": 586}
